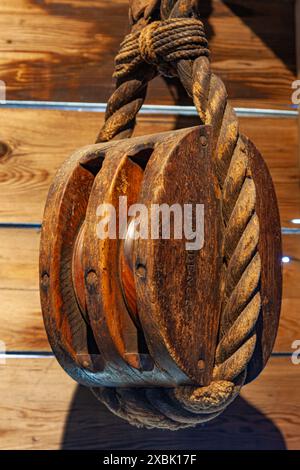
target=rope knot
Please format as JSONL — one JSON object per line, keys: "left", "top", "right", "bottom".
{"left": 138, "top": 21, "right": 161, "bottom": 64}
{"left": 114, "top": 18, "right": 210, "bottom": 80}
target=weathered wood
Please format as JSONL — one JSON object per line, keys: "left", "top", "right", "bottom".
{"left": 40, "top": 145, "right": 101, "bottom": 375}
{"left": 133, "top": 126, "right": 220, "bottom": 386}
{"left": 40, "top": 121, "right": 282, "bottom": 402}
{"left": 0, "top": 0, "right": 295, "bottom": 108}
{"left": 0, "top": 357, "right": 299, "bottom": 449}
{"left": 83, "top": 149, "right": 150, "bottom": 375}
{"left": 0, "top": 110, "right": 298, "bottom": 225}
{"left": 40, "top": 126, "right": 226, "bottom": 387}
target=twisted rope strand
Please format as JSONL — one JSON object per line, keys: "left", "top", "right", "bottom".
{"left": 114, "top": 18, "right": 209, "bottom": 79}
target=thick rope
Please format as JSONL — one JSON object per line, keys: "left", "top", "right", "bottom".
{"left": 96, "top": 3, "right": 159, "bottom": 143}
{"left": 93, "top": 0, "right": 261, "bottom": 430}
{"left": 114, "top": 18, "right": 209, "bottom": 80}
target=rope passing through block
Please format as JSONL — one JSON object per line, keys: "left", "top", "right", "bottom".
{"left": 40, "top": 0, "right": 282, "bottom": 430}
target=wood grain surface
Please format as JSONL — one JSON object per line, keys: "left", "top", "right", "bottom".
{"left": 0, "top": 357, "right": 298, "bottom": 450}
{"left": 0, "top": 0, "right": 296, "bottom": 109}
{"left": 0, "top": 109, "right": 298, "bottom": 225}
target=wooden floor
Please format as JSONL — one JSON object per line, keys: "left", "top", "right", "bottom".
{"left": 0, "top": 0, "right": 299, "bottom": 450}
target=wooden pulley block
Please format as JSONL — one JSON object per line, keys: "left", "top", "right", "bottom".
{"left": 41, "top": 126, "right": 221, "bottom": 387}
{"left": 40, "top": 125, "right": 281, "bottom": 404}
{"left": 40, "top": 0, "right": 282, "bottom": 430}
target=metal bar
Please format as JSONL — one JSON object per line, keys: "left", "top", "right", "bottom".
{"left": 235, "top": 108, "right": 298, "bottom": 118}
{"left": 0, "top": 222, "right": 41, "bottom": 230}
{"left": 0, "top": 100, "right": 298, "bottom": 118}
{"left": 0, "top": 223, "right": 299, "bottom": 234}
{"left": 0, "top": 352, "right": 54, "bottom": 359}
{"left": 0, "top": 223, "right": 299, "bottom": 235}
{"left": 282, "top": 228, "right": 300, "bottom": 235}
{"left": 0, "top": 351, "right": 291, "bottom": 359}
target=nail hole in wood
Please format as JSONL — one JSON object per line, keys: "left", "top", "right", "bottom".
{"left": 200, "top": 135, "right": 207, "bottom": 147}
{"left": 41, "top": 272, "right": 50, "bottom": 288}
{"left": 136, "top": 263, "right": 147, "bottom": 279}
{"left": 86, "top": 269, "right": 98, "bottom": 287}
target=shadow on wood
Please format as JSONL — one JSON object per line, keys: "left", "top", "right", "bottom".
{"left": 223, "top": 0, "right": 296, "bottom": 75}
{"left": 61, "top": 385, "right": 286, "bottom": 450}
{"left": 160, "top": 0, "right": 296, "bottom": 109}
{"left": 3, "top": 0, "right": 292, "bottom": 105}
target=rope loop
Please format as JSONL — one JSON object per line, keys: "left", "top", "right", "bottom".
{"left": 114, "top": 17, "right": 210, "bottom": 80}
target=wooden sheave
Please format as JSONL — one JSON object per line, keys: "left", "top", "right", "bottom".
{"left": 39, "top": 0, "right": 282, "bottom": 430}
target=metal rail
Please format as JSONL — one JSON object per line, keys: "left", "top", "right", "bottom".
{"left": 0, "top": 100, "right": 298, "bottom": 118}
{"left": 0, "top": 222, "right": 299, "bottom": 235}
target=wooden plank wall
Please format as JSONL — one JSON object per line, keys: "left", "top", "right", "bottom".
{"left": 0, "top": 0, "right": 296, "bottom": 109}
{"left": 0, "top": 0, "right": 299, "bottom": 450}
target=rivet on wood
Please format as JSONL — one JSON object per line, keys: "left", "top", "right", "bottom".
{"left": 135, "top": 263, "right": 147, "bottom": 279}
{"left": 86, "top": 269, "right": 98, "bottom": 287}
{"left": 41, "top": 272, "right": 49, "bottom": 288}
{"left": 200, "top": 135, "right": 207, "bottom": 147}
